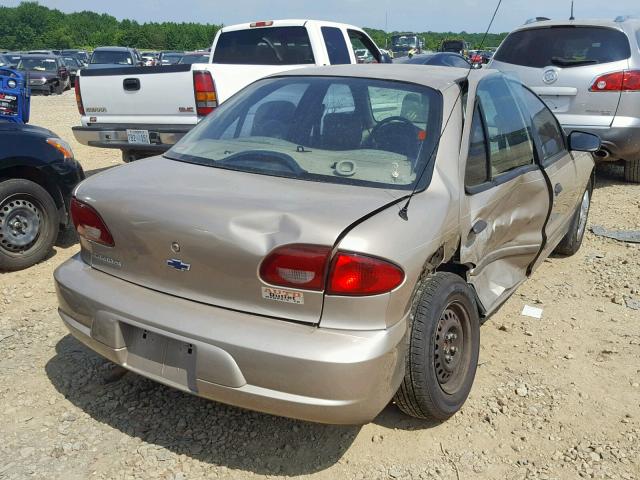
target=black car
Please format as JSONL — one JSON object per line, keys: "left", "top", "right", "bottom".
{"left": 17, "top": 55, "right": 71, "bottom": 95}
{"left": 0, "top": 122, "right": 85, "bottom": 271}
{"left": 61, "top": 49, "right": 90, "bottom": 65}
{"left": 62, "top": 56, "right": 83, "bottom": 86}
{"left": 394, "top": 52, "right": 471, "bottom": 68}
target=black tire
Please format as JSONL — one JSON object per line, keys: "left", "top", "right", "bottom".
{"left": 554, "top": 184, "right": 591, "bottom": 256}
{"left": 0, "top": 179, "right": 59, "bottom": 272}
{"left": 394, "top": 272, "right": 480, "bottom": 421}
{"left": 624, "top": 159, "right": 640, "bottom": 183}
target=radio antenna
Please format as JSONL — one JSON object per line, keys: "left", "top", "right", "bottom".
{"left": 398, "top": 0, "right": 503, "bottom": 220}
{"left": 570, "top": 1, "right": 575, "bottom": 20}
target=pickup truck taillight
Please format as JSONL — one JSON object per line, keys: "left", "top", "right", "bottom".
{"left": 590, "top": 70, "right": 640, "bottom": 92}
{"left": 193, "top": 71, "right": 217, "bottom": 116}
{"left": 75, "top": 76, "right": 85, "bottom": 115}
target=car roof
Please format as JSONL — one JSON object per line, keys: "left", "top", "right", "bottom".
{"left": 21, "top": 54, "right": 57, "bottom": 59}
{"left": 93, "top": 46, "right": 132, "bottom": 52}
{"left": 267, "top": 64, "right": 490, "bottom": 91}
{"left": 512, "top": 17, "right": 640, "bottom": 33}
{"left": 220, "top": 19, "right": 366, "bottom": 33}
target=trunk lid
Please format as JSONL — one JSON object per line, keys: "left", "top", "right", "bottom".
{"left": 75, "top": 156, "right": 402, "bottom": 324}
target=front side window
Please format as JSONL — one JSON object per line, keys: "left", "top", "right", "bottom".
{"left": 510, "top": 82, "right": 565, "bottom": 163}
{"left": 348, "top": 30, "right": 380, "bottom": 64}
{"left": 321, "top": 27, "right": 350, "bottom": 65}
{"left": 168, "top": 76, "right": 442, "bottom": 190}
{"left": 494, "top": 26, "right": 631, "bottom": 68}
{"left": 476, "top": 76, "right": 535, "bottom": 177}
{"left": 213, "top": 27, "right": 315, "bottom": 65}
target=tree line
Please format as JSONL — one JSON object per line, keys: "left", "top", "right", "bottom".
{"left": 0, "top": 2, "right": 506, "bottom": 52}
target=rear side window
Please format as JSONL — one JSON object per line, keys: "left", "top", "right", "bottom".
{"left": 321, "top": 27, "right": 350, "bottom": 65}
{"left": 476, "top": 76, "right": 535, "bottom": 177}
{"left": 510, "top": 82, "right": 566, "bottom": 164}
{"left": 494, "top": 26, "right": 631, "bottom": 68}
{"left": 465, "top": 107, "right": 490, "bottom": 186}
{"left": 213, "top": 27, "right": 315, "bottom": 65}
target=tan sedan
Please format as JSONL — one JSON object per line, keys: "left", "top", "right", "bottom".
{"left": 55, "top": 65, "right": 598, "bottom": 424}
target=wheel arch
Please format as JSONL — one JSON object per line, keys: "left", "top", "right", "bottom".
{"left": 0, "top": 164, "right": 66, "bottom": 224}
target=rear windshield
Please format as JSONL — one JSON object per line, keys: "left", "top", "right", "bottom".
{"left": 494, "top": 26, "right": 631, "bottom": 68}
{"left": 167, "top": 76, "right": 443, "bottom": 190}
{"left": 91, "top": 51, "right": 133, "bottom": 65}
{"left": 178, "top": 54, "right": 210, "bottom": 64}
{"left": 213, "top": 26, "right": 315, "bottom": 65}
{"left": 18, "top": 57, "right": 57, "bottom": 72}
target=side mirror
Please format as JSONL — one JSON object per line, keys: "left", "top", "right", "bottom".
{"left": 568, "top": 131, "right": 601, "bottom": 153}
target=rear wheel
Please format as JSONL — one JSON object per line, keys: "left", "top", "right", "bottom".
{"left": 624, "top": 159, "right": 640, "bottom": 183}
{"left": 0, "top": 179, "right": 59, "bottom": 271}
{"left": 554, "top": 185, "right": 591, "bottom": 256}
{"left": 394, "top": 272, "right": 480, "bottom": 421}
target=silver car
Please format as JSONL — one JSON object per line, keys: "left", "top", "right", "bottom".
{"left": 490, "top": 16, "right": 640, "bottom": 182}
{"left": 55, "top": 65, "right": 597, "bottom": 424}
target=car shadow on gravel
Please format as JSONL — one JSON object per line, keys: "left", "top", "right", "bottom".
{"left": 594, "top": 163, "right": 627, "bottom": 189}
{"left": 46, "top": 335, "right": 360, "bottom": 476}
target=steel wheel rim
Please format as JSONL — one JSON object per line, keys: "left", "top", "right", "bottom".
{"left": 0, "top": 194, "right": 43, "bottom": 254}
{"left": 577, "top": 189, "right": 590, "bottom": 240}
{"left": 434, "top": 301, "right": 471, "bottom": 395}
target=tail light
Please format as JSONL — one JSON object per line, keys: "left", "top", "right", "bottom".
{"left": 70, "top": 198, "right": 114, "bottom": 247}
{"left": 327, "top": 252, "right": 404, "bottom": 296}
{"left": 590, "top": 70, "right": 640, "bottom": 92}
{"left": 193, "top": 71, "right": 217, "bottom": 116}
{"left": 74, "top": 76, "right": 84, "bottom": 115}
{"left": 260, "top": 244, "right": 331, "bottom": 290}
{"left": 259, "top": 245, "right": 404, "bottom": 296}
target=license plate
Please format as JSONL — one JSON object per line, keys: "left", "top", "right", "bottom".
{"left": 126, "top": 129, "right": 151, "bottom": 144}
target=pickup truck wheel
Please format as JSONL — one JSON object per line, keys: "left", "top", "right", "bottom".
{"left": 624, "top": 159, "right": 640, "bottom": 183}
{"left": 554, "top": 185, "right": 591, "bottom": 256}
{"left": 0, "top": 179, "right": 59, "bottom": 272}
{"left": 394, "top": 272, "right": 480, "bottom": 421}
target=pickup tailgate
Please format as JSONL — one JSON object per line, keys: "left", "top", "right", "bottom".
{"left": 79, "top": 64, "right": 200, "bottom": 125}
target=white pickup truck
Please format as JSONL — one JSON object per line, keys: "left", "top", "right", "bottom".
{"left": 72, "top": 19, "right": 384, "bottom": 161}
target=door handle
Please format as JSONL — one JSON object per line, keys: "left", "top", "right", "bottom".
{"left": 554, "top": 183, "right": 563, "bottom": 196}
{"left": 123, "top": 78, "right": 140, "bottom": 91}
{"left": 471, "top": 220, "right": 488, "bottom": 235}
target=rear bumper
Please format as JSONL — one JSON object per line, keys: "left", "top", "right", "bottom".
{"left": 72, "top": 124, "right": 194, "bottom": 152}
{"left": 564, "top": 123, "right": 640, "bottom": 162}
{"left": 54, "top": 255, "right": 407, "bottom": 425}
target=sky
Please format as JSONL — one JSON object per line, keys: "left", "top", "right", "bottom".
{"left": 1, "top": 0, "right": 638, "bottom": 33}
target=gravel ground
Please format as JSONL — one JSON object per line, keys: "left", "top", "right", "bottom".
{"left": 1, "top": 91, "right": 640, "bottom": 480}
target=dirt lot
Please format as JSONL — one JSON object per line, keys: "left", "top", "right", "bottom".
{"left": 1, "top": 92, "right": 639, "bottom": 480}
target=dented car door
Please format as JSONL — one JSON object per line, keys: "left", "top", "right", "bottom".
{"left": 460, "top": 74, "right": 551, "bottom": 314}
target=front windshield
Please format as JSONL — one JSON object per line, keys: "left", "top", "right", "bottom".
{"left": 167, "top": 76, "right": 442, "bottom": 190}
{"left": 162, "top": 53, "right": 183, "bottom": 64}
{"left": 18, "top": 57, "right": 57, "bottom": 72}
{"left": 91, "top": 51, "right": 133, "bottom": 65}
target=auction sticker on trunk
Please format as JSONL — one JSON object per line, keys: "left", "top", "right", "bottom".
{"left": 261, "top": 287, "right": 304, "bottom": 305}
